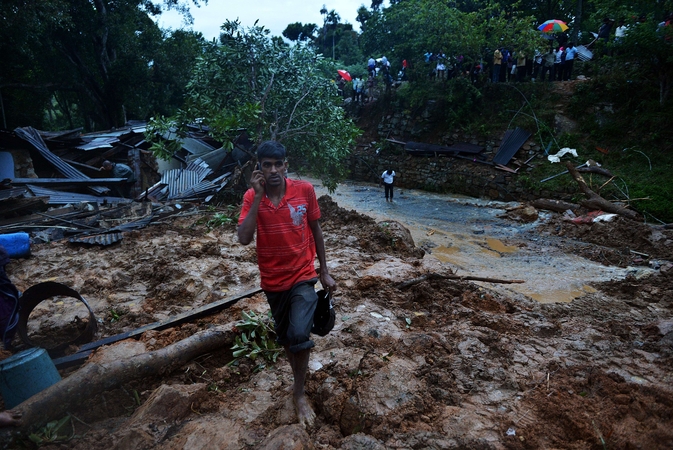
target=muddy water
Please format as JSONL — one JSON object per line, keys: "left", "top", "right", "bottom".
{"left": 302, "top": 175, "right": 637, "bottom": 303}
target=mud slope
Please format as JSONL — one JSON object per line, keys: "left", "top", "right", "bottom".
{"left": 2, "top": 194, "right": 672, "bottom": 450}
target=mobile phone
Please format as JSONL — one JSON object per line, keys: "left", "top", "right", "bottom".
{"left": 256, "top": 162, "right": 261, "bottom": 171}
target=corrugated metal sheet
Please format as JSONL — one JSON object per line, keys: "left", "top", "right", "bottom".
{"left": 76, "top": 137, "right": 120, "bottom": 151}
{"left": 185, "top": 158, "right": 213, "bottom": 179}
{"left": 158, "top": 158, "right": 213, "bottom": 200}
{"left": 179, "top": 137, "right": 217, "bottom": 156}
{"left": 69, "top": 232, "right": 123, "bottom": 246}
{"left": 161, "top": 170, "right": 202, "bottom": 199}
{"left": 14, "top": 127, "right": 109, "bottom": 195}
{"left": 187, "top": 148, "right": 228, "bottom": 170}
{"left": 26, "top": 185, "right": 132, "bottom": 205}
{"left": 110, "top": 214, "right": 153, "bottom": 231}
{"left": 80, "top": 125, "right": 146, "bottom": 139}
{"left": 492, "top": 127, "right": 532, "bottom": 166}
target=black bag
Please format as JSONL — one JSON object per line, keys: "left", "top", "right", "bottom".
{"left": 311, "top": 289, "right": 335, "bottom": 337}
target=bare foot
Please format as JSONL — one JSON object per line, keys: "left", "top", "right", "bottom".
{"left": 293, "top": 394, "right": 316, "bottom": 428}
{"left": 0, "top": 410, "right": 21, "bottom": 427}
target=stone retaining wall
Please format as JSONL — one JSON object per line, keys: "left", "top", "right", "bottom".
{"left": 348, "top": 106, "right": 573, "bottom": 202}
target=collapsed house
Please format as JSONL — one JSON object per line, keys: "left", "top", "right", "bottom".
{"left": 0, "top": 122, "right": 253, "bottom": 244}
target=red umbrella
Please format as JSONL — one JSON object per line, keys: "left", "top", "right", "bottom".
{"left": 337, "top": 69, "right": 352, "bottom": 82}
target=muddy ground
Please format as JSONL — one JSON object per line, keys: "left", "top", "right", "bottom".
{"left": 2, "top": 189, "right": 673, "bottom": 449}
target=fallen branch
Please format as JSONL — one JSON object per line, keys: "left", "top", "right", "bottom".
{"left": 565, "top": 162, "right": 640, "bottom": 221}
{"left": 395, "top": 272, "right": 524, "bottom": 289}
{"left": 576, "top": 166, "right": 614, "bottom": 178}
{"left": 7, "top": 326, "right": 233, "bottom": 436}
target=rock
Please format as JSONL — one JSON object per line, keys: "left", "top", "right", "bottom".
{"left": 258, "top": 424, "right": 314, "bottom": 450}
{"left": 508, "top": 206, "right": 538, "bottom": 223}
{"left": 340, "top": 433, "right": 387, "bottom": 449}
{"left": 554, "top": 114, "right": 578, "bottom": 134}
{"left": 112, "top": 383, "right": 208, "bottom": 449}
{"left": 160, "top": 416, "right": 244, "bottom": 448}
{"left": 377, "top": 220, "right": 423, "bottom": 257}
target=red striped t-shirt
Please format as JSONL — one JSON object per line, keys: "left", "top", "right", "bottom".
{"left": 238, "top": 178, "right": 321, "bottom": 291}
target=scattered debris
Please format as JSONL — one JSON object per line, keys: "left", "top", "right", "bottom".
{"left": 547, "top": 147, "right": 578, "bottom": 163}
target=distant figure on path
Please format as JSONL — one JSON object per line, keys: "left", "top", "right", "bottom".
{"left": 381, "top": 169, "right": 396, "bottom": 202}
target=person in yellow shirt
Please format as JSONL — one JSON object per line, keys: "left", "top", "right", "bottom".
{"left": 492, "top": 48, "right": 503, "bottom": 83}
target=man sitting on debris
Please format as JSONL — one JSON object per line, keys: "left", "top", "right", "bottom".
{"left": 101, "top": 160, "right": 136, "bottom": 198}
{"left": 237, "top": 141, "right": 337, "bottom": 428}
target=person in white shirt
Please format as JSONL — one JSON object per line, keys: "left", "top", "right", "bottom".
{"left": 381, "top": 169, "right": 396, "bottom": 202}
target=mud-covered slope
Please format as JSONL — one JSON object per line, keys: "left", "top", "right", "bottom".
{"left": 2, "top": 197, "right": 672, "bottom": 449}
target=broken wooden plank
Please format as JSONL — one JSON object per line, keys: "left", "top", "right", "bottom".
{"left": 0, "top": 197, "right": 50, "bottom": 218}
{"left": 495, "top": 164, "right": 518, "bottom": 173}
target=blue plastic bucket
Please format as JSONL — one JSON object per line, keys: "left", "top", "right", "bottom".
{"left": 0, "top": 347, "right": 61, "bottom": 408}
{"left": 0, "top": 232, "right": 30, "bottom": 259}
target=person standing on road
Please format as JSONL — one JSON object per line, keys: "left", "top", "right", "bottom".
{"left": 237, "top": 141, "right": 337, "bottom": 429}
{"left": 381, "top": 169, "right": 396, "bottom": 202}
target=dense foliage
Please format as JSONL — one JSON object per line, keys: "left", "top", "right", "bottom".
{"left": 0, "top": 0, "right": 205, "bottom": 130}
{"left": 147, "top": 21, "right": 360, "bottom": 191}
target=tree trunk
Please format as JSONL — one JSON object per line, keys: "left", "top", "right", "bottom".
{"left": 531, "top": 198, "right": 580, "bottom": 213}
{"left": 9, "top": 326, "right": 233, "bottom": 435}
{"left": 565, "top": 162, "right": 640, "bottom": 221}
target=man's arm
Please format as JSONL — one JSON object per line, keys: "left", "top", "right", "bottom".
{"left": 237, "top": 169, "right": 266, "bottom": 245}
{"left": 309, "top": 219, "right": 336, "bottom": 292}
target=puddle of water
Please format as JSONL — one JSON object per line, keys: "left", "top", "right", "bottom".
{"left": 433, "top": 245, "right": 460, "bottom": 260}
{"left": 486, "top": 238, "right": 518, "bottom": 254}
{"left": 526, "top": 285, "right": 599, "bottom": 304}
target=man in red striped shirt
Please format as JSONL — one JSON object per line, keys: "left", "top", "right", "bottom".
{"left": 238, "top": 141, "right": 336, "bottom": 428}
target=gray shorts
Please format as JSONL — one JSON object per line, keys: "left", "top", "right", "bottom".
{"left": 264, "top": 279, "right": 318, "bottom": 353}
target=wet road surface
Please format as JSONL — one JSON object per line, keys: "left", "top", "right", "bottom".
{"left": 303, "top": 175, "right": 637, "bottom": 303}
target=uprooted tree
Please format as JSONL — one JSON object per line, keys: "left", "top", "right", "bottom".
{"left": 146, "top": 21, "right": 361, "bottom": 192}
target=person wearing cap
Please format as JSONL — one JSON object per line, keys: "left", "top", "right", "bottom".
{"left": 237, "top": 140, "right": 337, "bottom": 428}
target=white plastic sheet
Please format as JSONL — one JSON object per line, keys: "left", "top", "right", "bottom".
{"left": 547, "top": 148, "right": 578, "bottom": 163}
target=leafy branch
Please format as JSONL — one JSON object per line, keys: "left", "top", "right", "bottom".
{"left": 228, "top": 311, "right": 282, "bottom": 371}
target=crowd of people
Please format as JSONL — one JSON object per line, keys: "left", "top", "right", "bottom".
{"left": 491, "top": 42, "right": 579, "bottom": 84}
{"left": 334, "top": 12, "right": 673, "bottom": 100}
{"left": 335, "top": 55, "right": 402, "bottom": 103}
